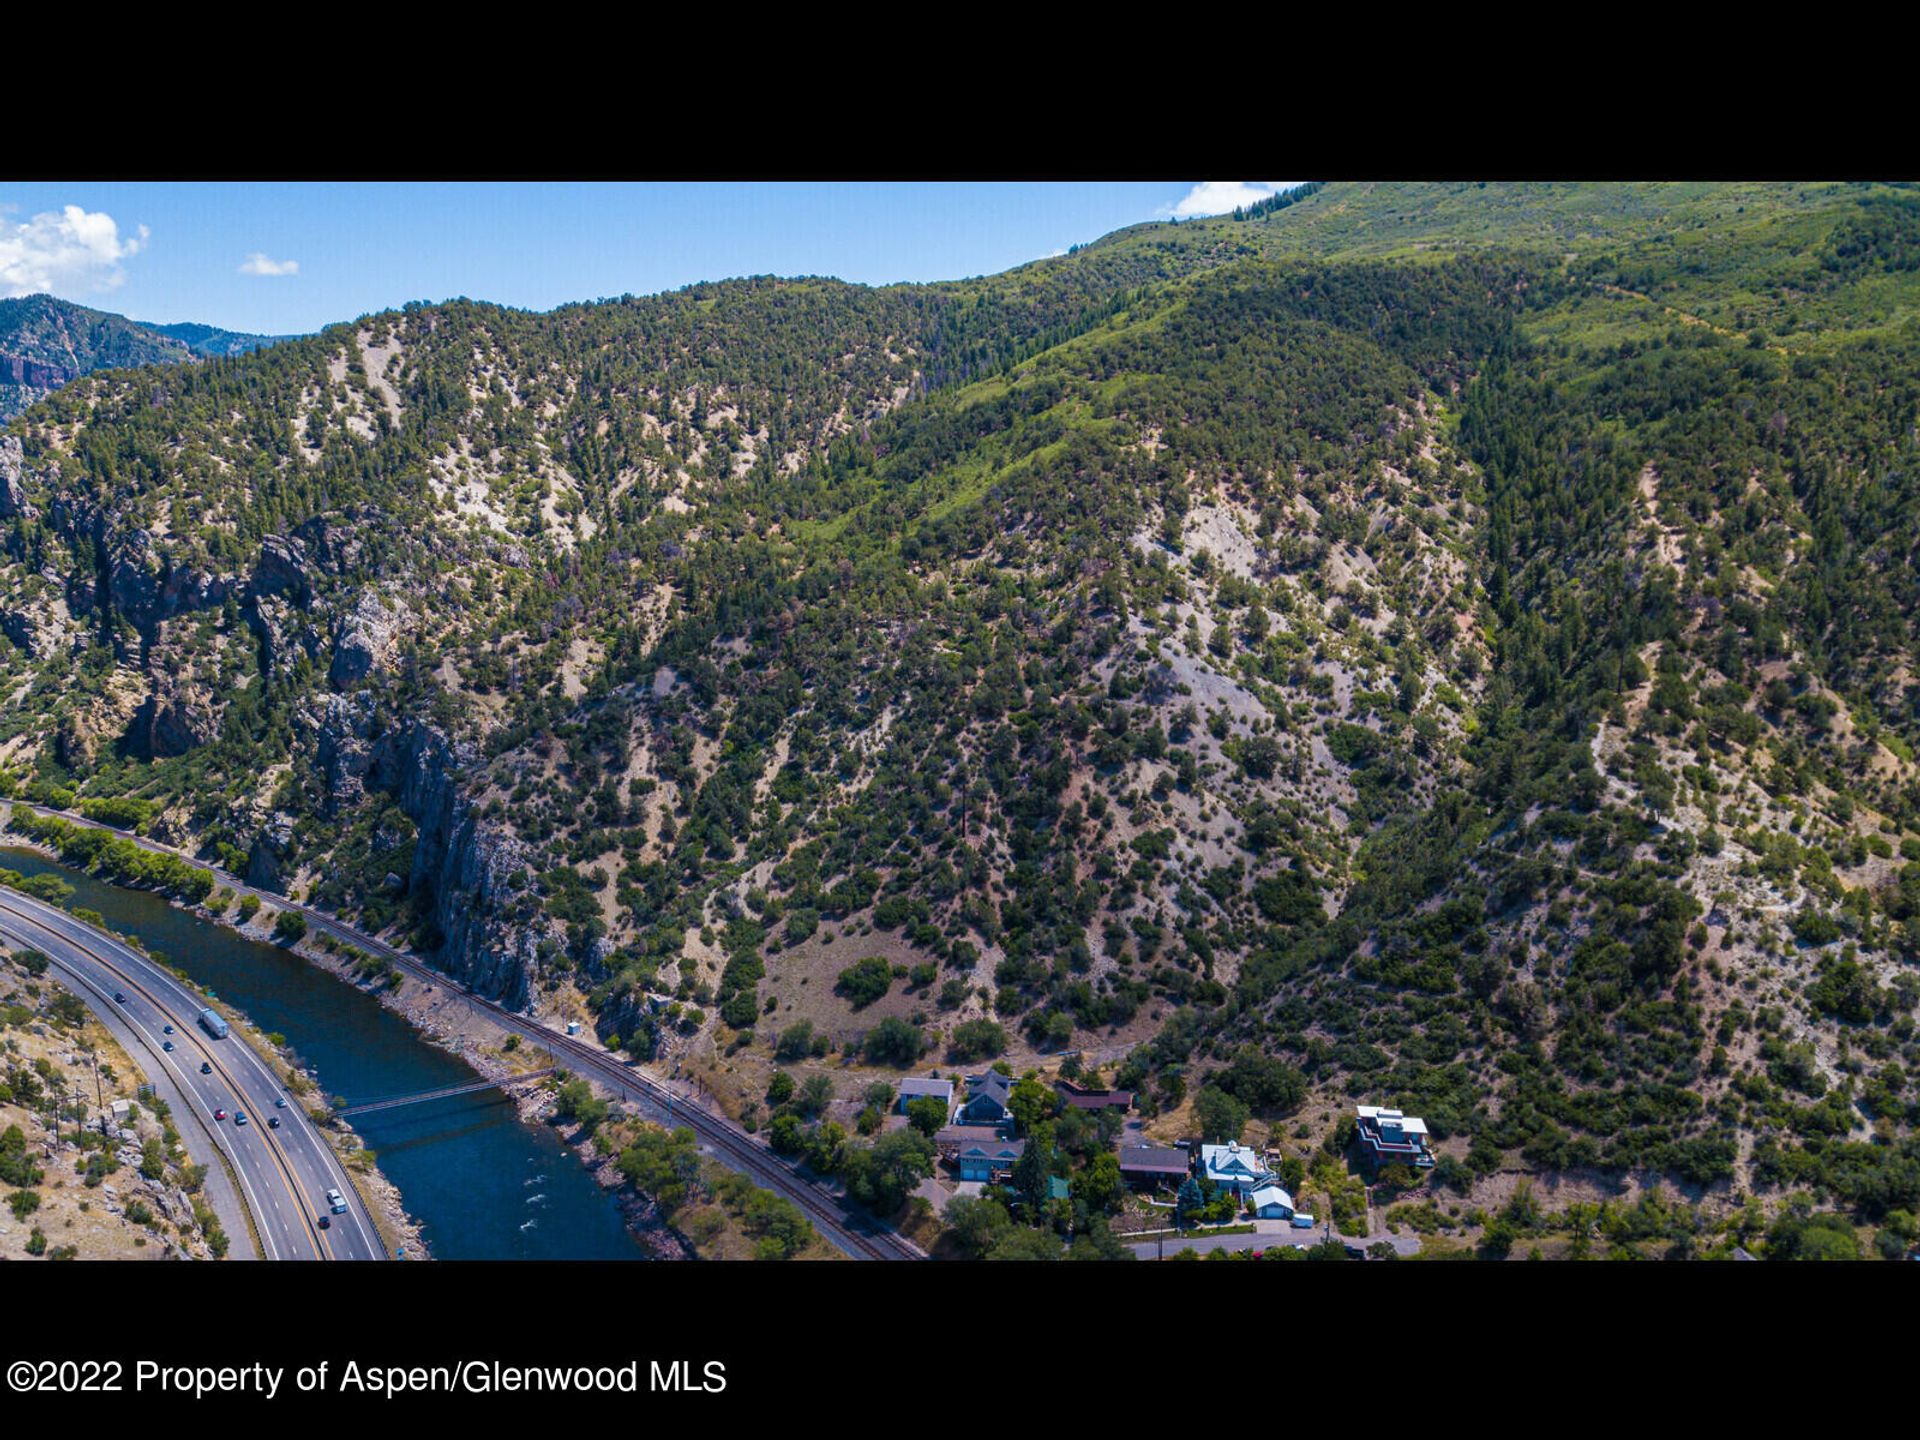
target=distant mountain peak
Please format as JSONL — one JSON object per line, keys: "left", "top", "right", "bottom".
{"left": 0, "top": 293, "right": 295, "bottom": 421}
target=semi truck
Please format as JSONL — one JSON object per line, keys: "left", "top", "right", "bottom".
{"left": 197, "top": 1006, "right": 229, "bottom": 1039}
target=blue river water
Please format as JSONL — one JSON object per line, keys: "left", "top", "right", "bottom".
{"left": 1, "top": 845, "right": 646, "bottom": 1261}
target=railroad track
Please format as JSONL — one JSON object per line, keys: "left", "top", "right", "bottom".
{"left": 3, "top": 803, "right": 923, "bottom": 1261}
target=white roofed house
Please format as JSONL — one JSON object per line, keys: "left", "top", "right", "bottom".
{"left": 1198, "top": 1141, "right": 1277, "bottom": 1197}
{"left": 1354, "top": 1105, "right": 1435, "bottom": 1169}
{"left": 1248, "top": 1184, "right": 1296, "bottom": 1219}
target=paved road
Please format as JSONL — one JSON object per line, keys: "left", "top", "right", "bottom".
{"left": 1129, "top": 1223, "right": 1420, "bottom": 1260}
{"left": 3, "top": 803, "right": 921, "bottom": 1261}
{"left": 0, "top": 888, "right": 386, "bottom": 1261}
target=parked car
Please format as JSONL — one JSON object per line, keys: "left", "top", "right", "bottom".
{"left": 1343, "top": 1244, "right": 1366, "bottom": 1260}
{"left": 1290, "top": 1214, "right": 1316, "bottom": 1229}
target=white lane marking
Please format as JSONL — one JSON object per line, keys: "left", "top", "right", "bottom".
{"left": 2, "top": 892, "right": 378, "bottom": 1259}
{"left": 0, "top": 909, "right": 287, "bottom": 1262}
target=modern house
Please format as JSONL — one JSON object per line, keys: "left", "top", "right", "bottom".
{"left": 1054, "top": 1079, "right": 1134, "bottom": 1113}
{"left": 896, "top": 1077, "right": 956, "bottom": 1116}
{"left": 1248, "top": 1184, "right": 1296, "bottom": 1220}
{"left": 1118, "top": 1142, "right": 1190, "bottom": 1189}
{"left": 1199, "top": 1141, "right": 1277, "bottom": 1196}
{"left": 1353, "top": 1105, "right": 1435, "bottom": 1168}
{"left": 957, "top": 1070, "right": 1016, "bottom": 1130}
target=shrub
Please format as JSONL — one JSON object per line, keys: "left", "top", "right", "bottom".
{"left": 835, "top": 956, "right": 894, "bottom": 1010}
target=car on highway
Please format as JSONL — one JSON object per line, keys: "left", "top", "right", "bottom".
{"left": 162, "top": 1041, "right": 174, "bottom": 1052}
{"left": 273, "top": 1097, "right": 287, "bottom": 1108}
{"left": 317, "top": 1215, "right": 331, "bottom": 1230}
{"left": 234, "top": 1111, "right": 249, "bottom": 1126}
{"left": 200, "top": 1062, "right": 213, "bottom": 1074}
{"left": 114, "top": 991, "right": 126, "bottom": 1003}
{"left": 163, "top": 1024, "right": 174, "bottom": 1034}
{"left": 268, "top": 1116, "right": 281, "bottom": 1129}
{"left": 213, "top": 1108, "right": 227, "bottom": 1121}
{"left": 325, "top": 1187, "right": 348, "bottom": 1215}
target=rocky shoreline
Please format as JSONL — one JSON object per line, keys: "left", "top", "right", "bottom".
{"left": 293, "top": 938, "right": 697, "bottom": 1259}
{"left": 0, "top": 812, "right": 698, "bottom": 1260}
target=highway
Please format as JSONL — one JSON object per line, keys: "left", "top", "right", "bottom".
{"left": 0, "top": 888, "right": 387, "bottom": 1261}
{"left": 2, "top": 802, "right": 924, "bottom": 1260}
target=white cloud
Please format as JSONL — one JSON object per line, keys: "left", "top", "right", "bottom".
{"left": 239, "top": 251, "right": 299, "bottom": 277}
{"left": 0, "top": 204, "right": 148, "bottom": 298}
{"left": 1165, "top": 181, "right": 1305, "bottom": 219}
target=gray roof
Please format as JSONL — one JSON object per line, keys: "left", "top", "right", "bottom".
{"left": 1119, "top": 1142, "right": 1189, "bottom": 1173}
{"left": 899, "top": 1077, "right": 955, "bottom": 1099}
{"left": 968, "top": 1071, "right": 1013, "bottom": 1103}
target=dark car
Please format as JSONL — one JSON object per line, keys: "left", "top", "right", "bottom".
{"left": 317, "top": 1215, "right": 331, "bottom": 1230}
{"left": 163, "top": 1025, "right": 174, "bottom": 1034}
{"left": 114, "top": 992, "right": 126, "bottom": 1003}
{"left": 268, "top": 1116, "right": 281, "bottom": 1129}
{"left": 1343, "top": 1244, "right": 1367, "bottom": 1260}
{"left": 162, "top": 1041, "right": 174, "bottom": 1052}
{"left": 213, "top": 1108, "right": 227, "bottom": 1121}
{"left": 200, "top": 1061, "right": 213, "bottom": 1074}
{"left": 273, "top": 1098, "right": 287, "bottom": 1109}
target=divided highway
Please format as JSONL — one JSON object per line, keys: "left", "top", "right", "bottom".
{"left": 0, "top": 887, "right": 386, "bottom": 1261}
{"left": 3, "top": 803, "right": 924, "bottom": 1260}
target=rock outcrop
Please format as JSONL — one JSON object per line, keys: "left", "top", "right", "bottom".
{"left": 0, "top": 435, "right": 37, "bottom": 520}
{"left": 245, "top": 812, "right": 297, "bottom": 892}
{"left": 330, "top": 588, "right": 406, "bottom": 688}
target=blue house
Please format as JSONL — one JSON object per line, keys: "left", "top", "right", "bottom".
{"left": 957, "top": 1071, "right": 1016, "bottom": 1130}
{"left": 895, "top": 1077, "right": 955, "bottom": 1117}
{"left": 1198, "top": 1141, "right": 1277, "bottom": 1196}
{"left": 937, "top": 1129, "right": 1026, "bottom": 1182}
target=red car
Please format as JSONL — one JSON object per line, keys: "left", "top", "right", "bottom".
{"left": 213, "top": 1108, "right": 227, "bottom": 1121}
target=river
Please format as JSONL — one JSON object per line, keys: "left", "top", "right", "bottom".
{"left": 0, "top": 845, "right": 647, "bottom": 1261}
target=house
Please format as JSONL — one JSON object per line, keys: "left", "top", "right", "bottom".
{"left": 935, "top": 1125, "right": 1008, "bottom": 1159}
{"left": 1118, "top": 1142, "right": 1190, "bottom": 1189}
{"left": 896, "top": 1077, "right": 955, "bottom": 1117}
{"left": 1199, "top": 1141, "right": 1277, "bottom": 1196}
{"left": 1054, "top": 1079, "right": 1134, "bottom": 1113}
{"left": 1353, "top": 1105, "right": 1435, "bottom": 1168}
{"left": 956, "top": 1070, "right": 1016, "bottom": 1129}
{"left": 1249, "top": 1184, "right": 1296, "bottom": 1220}
{"left": 935, "top": 1128, "right": 1027, "bottom": 1182}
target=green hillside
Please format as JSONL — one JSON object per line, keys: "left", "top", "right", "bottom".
{"left": 3, "top": 180, "right": 1918, "bottom": 1260}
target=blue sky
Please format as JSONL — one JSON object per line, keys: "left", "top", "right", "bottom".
{"left": 0, "top": 181, "right": 1302, "bottom": 337}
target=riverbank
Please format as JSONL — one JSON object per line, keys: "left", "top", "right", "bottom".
{"left": 0, "top": 804, "right": 712, "bottom": 1259}
{"left": 290, "top": 926, "right": 700, "bottom": 1259}
{"left": 0, "top": 859, "right": 428, "bottom": 1259}
{"left": 195, "top": 978, "right": 428, "bottom": 1261}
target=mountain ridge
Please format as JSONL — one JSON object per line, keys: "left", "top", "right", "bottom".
{"left": 2, "top": 180, "right": 1918, "bottom": 1259}
{"left": 0, "top": 292, "right": 292, "bottom": 420}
